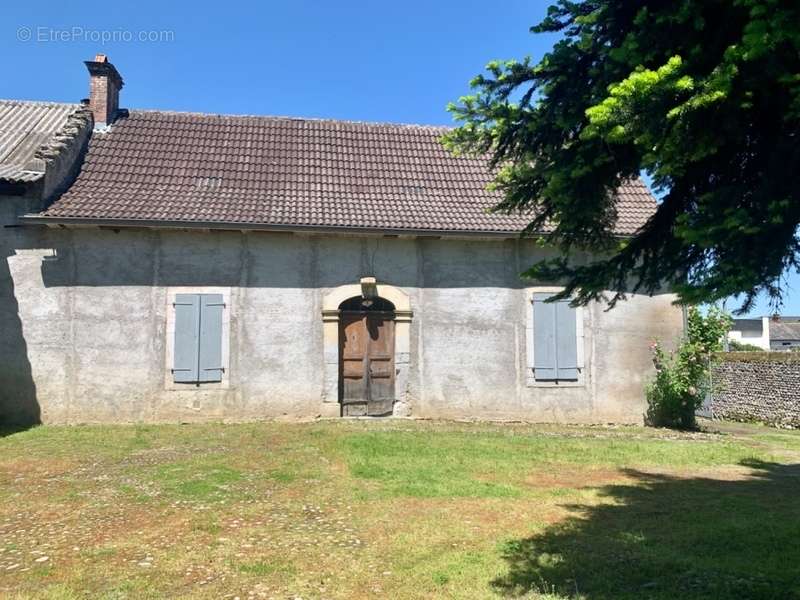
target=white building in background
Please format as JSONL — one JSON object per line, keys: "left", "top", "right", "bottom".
{"left": 728, "top": 318, "right": 771, "bottom": 350}
{"left": 728, "top": 317, "right": 800, "bottom": 351}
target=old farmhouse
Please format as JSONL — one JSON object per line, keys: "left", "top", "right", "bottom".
{"left": 0, "top": 56, "right": 682, "bottom": 425}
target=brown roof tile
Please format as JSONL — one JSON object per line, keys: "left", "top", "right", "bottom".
{"left": 40, "top": 110, "right": 657, "bottom": 234}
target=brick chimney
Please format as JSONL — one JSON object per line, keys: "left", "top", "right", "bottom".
{"left": 84, "top": 54, "right": 124, "bottom": 128}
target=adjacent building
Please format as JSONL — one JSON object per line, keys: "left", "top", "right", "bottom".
{"left": 728, "top": 317, "right": 800, "bottom": 351}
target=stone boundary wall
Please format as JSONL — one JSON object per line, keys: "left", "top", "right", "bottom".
{"left": 710, "top": 352, "right": 800, "bottom": 428}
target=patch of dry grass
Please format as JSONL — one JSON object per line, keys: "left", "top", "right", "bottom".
{"left": 0, "top": 420, "right": 797, "bottom": 599}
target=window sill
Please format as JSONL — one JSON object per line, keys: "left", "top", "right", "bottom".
{"left": 526, "top": 377, "right": 586, "bottom": 389}
{"left": 165, "top": 378, "right": 230, "bottom": 391}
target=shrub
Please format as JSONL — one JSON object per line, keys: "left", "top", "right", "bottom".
{"left": 646, "top": 307, "right": 731, "bottom": 429}
{"left": 728, "top": 339, "right": 765, "bottom": 352}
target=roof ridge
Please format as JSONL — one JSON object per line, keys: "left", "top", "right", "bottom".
{"left": 0, "top": 100, "right": 89, "bottom": 184}
{"left": 0, "top": 98, "right": 80, "bottom": 108}
{"left": 34, "top": 105, "right": 92, "bottom": 162}
{"left": 126, "top": 108, "right": 455, "bottom": 130}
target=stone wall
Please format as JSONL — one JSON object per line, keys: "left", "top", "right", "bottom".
{"left": 1, "top": 225, "right": 683, "bottom": 425}
{"left": 710, "top": 353, "right": 800, "bottom": 428}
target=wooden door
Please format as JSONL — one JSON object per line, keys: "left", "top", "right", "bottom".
{"left": 340, "top": 311, "right": 395, "bottom": 416}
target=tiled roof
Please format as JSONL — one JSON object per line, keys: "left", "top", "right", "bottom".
{"left": 39, "top": 110, "right": 657, "bottom": 235}
{"left": 0, "top": 100, "right": 83, "bottom": 183}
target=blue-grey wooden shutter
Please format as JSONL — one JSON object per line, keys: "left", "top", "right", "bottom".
{"left": 533, "top": 294, "right": 579, "bottom": 381}
{"left": 173, "top": 294, "right": 200, "bottom": 382}
{"left": 198, "top": 294, "right": 224, "bottom": 383}
{"left": 533, "top": 293, "right": 557, "bottom": 380}
{"left": 555, "top": 300, "right": 578, "bottom": 380}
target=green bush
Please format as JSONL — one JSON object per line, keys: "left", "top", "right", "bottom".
{"left": 728, "top": 339, "right": 765, "bottom": 352}
{"left": 646, "top": 307, "right": 731, "bottom": 429}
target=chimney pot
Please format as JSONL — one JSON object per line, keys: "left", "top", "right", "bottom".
{"left": 84, "top": 54, "right": 124, "bottom": 128}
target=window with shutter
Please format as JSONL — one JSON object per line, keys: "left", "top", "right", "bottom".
{"left": 172, "top": 293, "right": 224, "bottom": 384}
{"left": 173, "top": 294, "right": 200, "bottom": 383}
{"left": 198, "top": 294, "right": 224, "bottom": 382}
{"left": 532, "top": 293, "right": 579, "bottom": 382}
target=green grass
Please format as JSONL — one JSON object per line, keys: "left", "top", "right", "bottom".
{"left": 235, "top": 559, "right": 295, "bottom": 577}
{"left": 148, "top": 462, "right": 243, "bottom": 501}
{"left": 0, "top": 419, "right": 798, "bottom": 599}
{"left": 753, "top": 431, "right": 800, "bottom": 452}
{"left": 336, "top": 428, "right": 766, "bottom": 498}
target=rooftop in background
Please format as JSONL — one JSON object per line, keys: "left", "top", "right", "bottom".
{"left": 0, "top": 100, "right": 81, "bottom": 183}
{"left": 767, "top": 319, "right": 800, "bottom": 342}
{"left": 732, "top": 316, "right": 800, "bottom": 324}
{"left": 31, "top": 109, "right": 657, "bottom": 236}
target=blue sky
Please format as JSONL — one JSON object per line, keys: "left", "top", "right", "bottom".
{"left": 1, "top": 0, "right": 795, "bottom": 316}
{"left": 1, "top": 0, "right": 557, "bottom": 122}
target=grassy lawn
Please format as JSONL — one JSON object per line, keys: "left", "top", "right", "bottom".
{"left": 1, "top": 419, "right": 799, "bottom": 599}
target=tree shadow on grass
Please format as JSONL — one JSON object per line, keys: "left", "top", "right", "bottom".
{"left": 493, "top": 460, "right": 800, "bottom": 599}
{"left": 0, "top": 423, "right": 37, "bottom": 438}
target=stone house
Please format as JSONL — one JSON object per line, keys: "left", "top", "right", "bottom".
{"left": 0, "top": 55, "right": 682, "bottom": 425}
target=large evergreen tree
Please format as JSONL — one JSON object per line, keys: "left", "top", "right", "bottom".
{"left": 445, "top": 0, "right": 800, "bottom": 311}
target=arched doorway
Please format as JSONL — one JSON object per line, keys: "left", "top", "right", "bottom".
{"left": 338, "top": 295, "right": 396, "bottom": 416}
{"left": 321, "top": 281, "right": 412, "bottom": 418}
